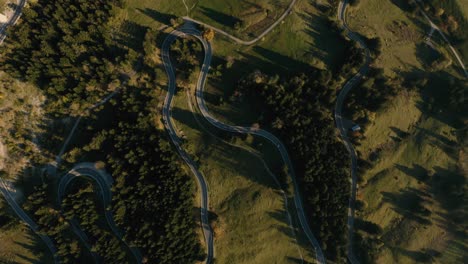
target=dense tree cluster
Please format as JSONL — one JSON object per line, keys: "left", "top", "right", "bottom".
{"left": 80, "top": 79, "right": 204, "bottom": 263}
{"left": 0, "top": 0, "right": 126, "bottom": 116}
{"left": 344, "top": 68, "right": 402, "bottom": 127}
{"left": 62, "top": 179, "right": 131, "bottom": 263}
{"left": 1, "top": 0, "right": 204, "bottom": 263}
{"left": 22, "top": 183, "right": 91, "bottom": 263}
{"left": 170, "top": 38, "right": 203, "bottom": 81}
{"left": 238, "top": 70, "right": 351, "bottom": 261}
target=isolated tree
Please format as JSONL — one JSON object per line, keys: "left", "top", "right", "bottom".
{"left": 202, "top": 28, "right": 215, "bottom": 41}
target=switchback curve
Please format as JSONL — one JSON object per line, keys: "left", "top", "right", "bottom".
{"left": 161, "top": 25, "right": 326, "bottom": 263}
{"left": 57, "top": 163, "right": 143, "bottom": 264}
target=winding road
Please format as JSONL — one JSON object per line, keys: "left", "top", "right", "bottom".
{"left": 161, "top": 25, "right": 325, "bottom": 264}
{"left": 414, "top": 0, "right": 467, "bottom": 78}
{"left": 182, "top": 0, "right": 297, "bottom": 45}
{"left": 0, "top": 1, "right": 60, "bottom": 263}
{"left": 335, "top": 1, "right": 370, "bottom": 264}
{"left": 335, "top": 1, "right": 468, "bottom": 263}
{"left": 0, "top": 0, "right": 26, "bottom": 44}
{"left": 57, "top": 163, "right": 142, "bottom": 264}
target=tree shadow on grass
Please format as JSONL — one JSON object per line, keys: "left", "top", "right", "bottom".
{"left": 252, "top": 46, "right": 312, "bottom": 73}
{"left": 113, "top": 20, "right": 148, "bottom": 52}
{"left": 286, "top": 256, "right": 304, "bottom": 263}
{"left": 431, "top": 166, "right": 465, "bottom": 212}
{"left": 415, "top": 126, "right": 459, "bottom": 160}
{"left": 298, "top": 10, "right": 348, "bottom": 73}
{"left": 381, "top": 188, "right": 432, "bottom": 225}
{"left": 14, "top": 229, "right": 54, "bottom": 263}
{"left": 394, "top": 163, "right": 429, "bottom": 182}
{"left": 136, "top": 8, "right": 176, "bottom": 25}
{"left": 392, "top": 247, "right": 439, "bottom": 263}
{"left": 198, "top": 7, "right": 241, "bottom": 29}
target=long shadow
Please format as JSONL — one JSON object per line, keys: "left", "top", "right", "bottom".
{"left": 431, "top": 166, "right": 465, "bottom": 212}
{"left": 401, "top": 67, "right": 465, "bottom": 129}
{"left": 171, "top": 105, "right": 283, "bottom": 190}
{"left": 252, "top": 46, "right": 312, "bottom": 73}
{"left": 415, "top": 42, "right": 442, "bottom": 67}
{"left": 389, "top": 0, "right": 415, "bottom": 12}
{"left": 381, "top": 187, "right": 432, "bottom": 225}
{"left": 394, "top": 163, "right": 429, "bottom": 182}
{"left": 136, "top": 8, "right": 176, "bottom": 25}
{"left": 13, "top": 230, "right": 54, "bottom": 263}
{"left": 297, "top": 10, "right": 350, "bottom": 73}
{"left": 392, "top": 247, "right": 437, "bottom": 263}
{"left": 113, "top": 20, "right": 148, "bottom": 52}
{"left": 286, "top": 257, "right": 304, "bottom": 263}
{"left": 198, "top": 7, "right": 241, "bottom": 29}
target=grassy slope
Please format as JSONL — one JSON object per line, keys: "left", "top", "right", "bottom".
{"left": 203, "top": 0, "right": 347, "bottom": 126}
{"left": 459, "top": 0, "right": 468, "bottom": 18}
{"left": 170, "top": 89, "right": 315, "bottom": 263}
{"left": 193, "top": 0, "right": 289, "bottom": 37}
{"left": 125, "top": 4, "right": 346, "bottom": 262}
{"left": 346, "top": 0, "right": 424, "bottom": 77}
{"left": 125, "top": 0, "right": 185, "bottom": 29}
{"left": 0, "top": 210, "right": 51, "bottom": 264}
{"left": 125, "top": 0, "right": 290, "bottom": 36}
{"left": 348, "top": 0, "right": 467, "bottom": 263}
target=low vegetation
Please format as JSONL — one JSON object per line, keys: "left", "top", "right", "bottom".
{"left": 345, "top": 0, "right": 467, "bottom": 263}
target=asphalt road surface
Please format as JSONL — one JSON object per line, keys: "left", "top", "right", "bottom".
{"left": 335, "top": 1, "right": 370, "bottom": 264}
{"left": 182, "top": 0, "right": 297, "bottom": 45}
{"left": 57, "top": 163, "right": 143, "bottom": 264}
{"left": 161, "top": 30, "right": 214, "bottom": 264}
{"left": 161, "top": 24, "right": 326, "bottom": 263}
{"left": 0, "top": 1, "right": 60, "bottom": 263}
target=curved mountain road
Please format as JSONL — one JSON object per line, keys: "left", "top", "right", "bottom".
{"left": 182, "top": 0, "right": 296, "bottom": 45}
{"left": 0, "top": 1, "right": 60, "bottom": 263}
{"left": 414, "top": 0, "right": 467, "bottom": 78}
{"left": 57, "top": 163, "right": 143, "bottom": 264}
{"left": 162, "top": 25, "right": 326, "bottom": 263}
{"left": 161, "top": 31, "right": 215, "bottom": 264}
{"left": 335, "top": 1, "right": 370, "bottom": 264}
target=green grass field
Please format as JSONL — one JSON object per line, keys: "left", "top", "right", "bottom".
{"left": 125, "top": 0, "right": 290, "bottom": 37}
{"left": 192, "top": 0, "right": 290, "bottom": 37}
{"left": 169, "top": 82, "right": 316, "bottom": 263}
{"left": 347, "top": 1, "right": 467, "bottom": 262}
{"left": 346, "top": 0, "right": 425, "bottom": 77}
{"left": 125, "top": 0, "right": 291, "bottom": 37}
{"left": 355, "top": 91, "right": 466, "bottom": 263}
{"left": 0, "top": 201, "right": 51, "bottom": 264}
{"left": 201, "top": 0, "right": 348, "bottom": 126}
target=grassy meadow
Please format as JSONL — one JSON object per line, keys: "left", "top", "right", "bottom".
{"left": 169, "top": 84, "right": 317, "bottom": 263}
{"left": 0, "top": 201, "right": 52, "bottom": 263}
{"left": 201, "top": 0, "right": 349, "bottom": 127}
{"left": 347, "top": 0, "right": 467, "bottom": 262}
